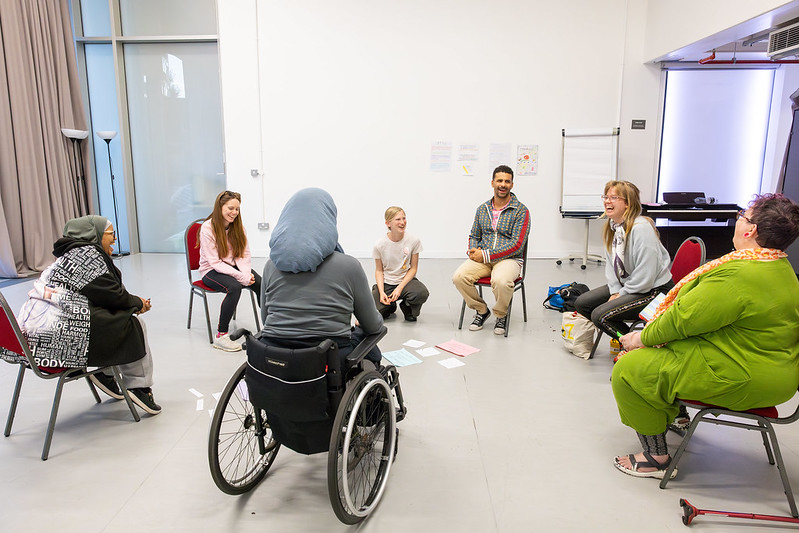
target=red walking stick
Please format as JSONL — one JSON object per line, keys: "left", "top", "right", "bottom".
{"left": 680, "top": 498, "right": 799, "bottom": 526}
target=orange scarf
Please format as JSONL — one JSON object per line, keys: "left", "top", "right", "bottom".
{"left": 650, "top": 248, "right": 787, "bottom": 322}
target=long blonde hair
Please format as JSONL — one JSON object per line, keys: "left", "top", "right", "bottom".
{"left": 601, "top": 181, "right": 657, "bottom": 250}
{"left": 197, "top": 190, "right": 247, "bottom": 258}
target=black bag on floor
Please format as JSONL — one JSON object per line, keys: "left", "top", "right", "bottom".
{"left": 543, "top": 282, "right": 590, "bottom": 312}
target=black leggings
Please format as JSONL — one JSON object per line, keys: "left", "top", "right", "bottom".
{"left": 202, "top": 269, "right": 262, "bottom": 333}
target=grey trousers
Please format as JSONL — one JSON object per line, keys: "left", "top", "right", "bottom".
{"left": 102, "top": 316, "right": 154, "bottom": 389}
{"left": 371, "top": 278, "right": 430, "bottom": 318}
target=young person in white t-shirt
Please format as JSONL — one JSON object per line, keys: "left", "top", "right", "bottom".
{"left": 372, "top": 206, "right": 429, "bottom": 321}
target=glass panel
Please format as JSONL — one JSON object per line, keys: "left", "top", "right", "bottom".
{"left": 120, "top": 0, "right": 217, "bottom": 36}
{"left": 124, "top": 42, "right": 224, "bottom": 252}
{"left": 659, "top": 69, "right": 774, "bottom": 208}
{"left": 84, "top": 44, "right": 131, "bottom": 253}
{"left": 79, "top": 0, "right": 111, "bottom": 37}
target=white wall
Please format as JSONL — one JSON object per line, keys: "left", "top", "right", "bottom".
{"left": 217, "top": 0, "right": 799, "bottom": 259}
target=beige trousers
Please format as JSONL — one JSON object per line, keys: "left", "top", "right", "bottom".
{"left": 452, "top": 259, "right": 521, "bottom": 318}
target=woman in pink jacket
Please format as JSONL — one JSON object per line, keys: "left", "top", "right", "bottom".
{"left": 198, "top": 190, "right": 261, "bottom": 352}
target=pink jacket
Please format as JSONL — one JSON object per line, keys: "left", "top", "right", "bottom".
{"left": 198, "top": 219, "right": 252, "bottom": 285}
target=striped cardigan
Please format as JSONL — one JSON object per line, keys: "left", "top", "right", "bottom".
{"left": 468, "top": 193, "right": 529, "bottom": 263}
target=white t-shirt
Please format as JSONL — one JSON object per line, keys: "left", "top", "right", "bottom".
{"left": 372, "top": 233, "right": 423, "bottom": 286}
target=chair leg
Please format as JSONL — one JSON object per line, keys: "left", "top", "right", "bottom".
{"left": 588, "top": 330, "right": 603, "bottom": 360}
{"left": 110, "top": 366, "right": 140, "bottom": 423}
{"left": 504, "top": 297, "right": 513, "bottom": 337}
{"left": 458, "top": 299, "right": 466, "bottom": 329}
{"left": 660, "top": 409, "right": 705, "bottom": 489}
{"left": 201, "top": 292, "right": 213, "bottom": 344}
{"left": 42, "top": 375, "right": 70, "bottom": 460}
{"left": 521, "top": 283, "right": 527, "bottom": 322}
{"left": 763, "top": 424, "right": 799, "bottom": 518}
{"left": 4, "top": 364, "right": 26, "bottom": 437}
{"left": 85, "top": 373, "right": 102, "bottom": 403}
{"left": 187, "top": 290, "right": 194, "bottom": 329}
{"left": 759, "top": 420, "right": 776, "bottom": 465}
{"left": 249, "top": 290, "right": 260, "bottom": 329}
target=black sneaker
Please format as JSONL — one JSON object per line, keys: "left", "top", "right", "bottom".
{"left": 89, "top": 372, "right": 123, "bottom": 400}
{"left": 129, "top": 387, "right": 162, "bottom": 415}
{"left": 469, "top": 309, "right": 491, "bottom": 331}
{"left": 399, "top": 301, "right": 417, "bottom": 322}
{"left": 380, "top": 302, "right": 397, "bottom": 319}
{"left": 493, "top": 317, "right": 507, "bottom": 335}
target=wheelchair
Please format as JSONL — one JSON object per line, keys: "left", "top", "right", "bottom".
{"left": 207, "top": 325, "right": 407, "bottom": 524}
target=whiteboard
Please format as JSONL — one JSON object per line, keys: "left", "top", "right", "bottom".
{"left": 561, "top": 128, "right": 619, "bottom": 214}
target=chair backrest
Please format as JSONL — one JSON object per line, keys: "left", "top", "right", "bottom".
{"left": 670, "top": 236, "right": 706, "bottom": 284}
{"left": 184, "top": 219, "right": 205, "bottom": 281}
{"left": 0, "top": 291, "right": 27, "bottom": 360}
{"left": 519, "top": 240, "right": 529, "bottom": 280}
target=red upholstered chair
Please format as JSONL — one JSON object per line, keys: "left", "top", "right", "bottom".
{"left": 185, "top": 219, "right": 260, "bottom": 343}
{"left": 0, "top": 290, "right": 140, "bottom": 460}
{"left": 659, "top": 393, "right": 799, "bottom": 518}
{"left": 456, "top": 243, "right": 528, "bottom": 337}
{"left": 670, "top": 236, "right": 706, "bottom": 284}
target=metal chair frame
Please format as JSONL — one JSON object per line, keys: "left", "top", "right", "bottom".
{"left": 0, "top": 291, "right": 140, "bottom": 460}
{"left": 660, "top": 393, "right": 799, "bottom": 518}
{"left": 184, "top": 218, "right": 260, "bottom": 343}
{"left": 457, "top": 243, "right": 528, "bottom": 337}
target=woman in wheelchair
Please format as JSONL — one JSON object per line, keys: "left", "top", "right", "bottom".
{"left": 612, "top": 194, "right": 799, "bottom": 479}
{"left": 11, "top": 216, "right": 160, "bottom": 414}
{"left": 208, "top": 188, "right": 405, "bottom": 524}
{"left": 259, "top": 187, "right": 383, "bottom": 367}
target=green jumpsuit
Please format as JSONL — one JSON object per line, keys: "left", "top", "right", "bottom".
{"left": 611, "top": 258, "right": 799, "bottom": 436}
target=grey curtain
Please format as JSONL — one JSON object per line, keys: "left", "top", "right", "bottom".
{"left": 0, "top": 0, "right": 88, "bottom": 277}
{"left": 776, "top": 87, "right": 799, "bottom": 195}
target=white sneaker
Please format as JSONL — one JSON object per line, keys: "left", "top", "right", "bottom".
{"left": 213, "top": 333, "right": 242, "bottom": 352}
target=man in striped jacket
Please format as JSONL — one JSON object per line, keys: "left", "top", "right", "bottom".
{"left": 452, "top": 165, "right": 530, "bottom": 335}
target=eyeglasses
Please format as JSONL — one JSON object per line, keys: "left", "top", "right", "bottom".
{"left": 601, "top": 195, "right": 624, "bottom": 202}
{"left": 737, "top": 209, "right": 754, "bottom": 224}
{"left": 104, "top": 230, "right": 116, "bottom": 239}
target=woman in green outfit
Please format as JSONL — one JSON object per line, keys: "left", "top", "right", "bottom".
{"left": 612, "top": 193, "right": 799, "bottom": 479}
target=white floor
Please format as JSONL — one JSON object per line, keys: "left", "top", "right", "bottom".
{"left": 2, "top": 254, "right": 798, "bottom": 532}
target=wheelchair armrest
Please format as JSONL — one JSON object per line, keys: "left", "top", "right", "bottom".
{"left": 229, "top": 328, "right": 250, "bottom": 341}
{"left": 345, "top": 326, "right": 388, "bottom": 366}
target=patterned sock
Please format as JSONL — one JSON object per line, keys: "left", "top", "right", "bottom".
{"left": 637, "top": 431, "right": 669, "bottom": 456}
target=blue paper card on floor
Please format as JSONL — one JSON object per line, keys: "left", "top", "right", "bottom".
{"left": 382, "top": 348, "right": 422, "bottom": 367}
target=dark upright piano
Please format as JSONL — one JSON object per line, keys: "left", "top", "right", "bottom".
{"left": 641, "top": 202, "right": 740, "bottom": 260}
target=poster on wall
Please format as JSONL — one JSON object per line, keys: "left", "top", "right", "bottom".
{"left": 489, "top": 143, "right": 512, "bottom": 170}
{"left": 457, "top": 143, "right": 479, "bottom": 175}
{"left": 516, "top": 144, "right": 538, "bottom": 176}
{"left": 430, "top": 141, "right": 452, "bottom": 172}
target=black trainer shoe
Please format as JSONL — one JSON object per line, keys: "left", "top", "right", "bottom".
{"left": 493, "top": 316, "right": 507, "bottom": 335}
{"left": 89, "top": 372, "right": 123, "bottom": 400}
{"left": 129, "top": 387, "right": 162, "bottom": 415}
{"left": 399, "top": 301, "right": 417, "bottom": 322}
{"left": 469, "top": 309, "right": 491, "bottom": 331}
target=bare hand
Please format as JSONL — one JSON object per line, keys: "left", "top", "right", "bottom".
{"left": 608, "top": 293, "right": 620, "bottom": 301}
{"left": 379, "top": 293, "right": 391, "bottom": 305}
{"left": 137, "top": 297, "right": 152, "bottom": 314}
{"left": 620, "top": 331, "right": 644, "bottom": 351}
{"left": 247, "top": 274, "right": 255, "bottom": 286}
{"left": 389, "top": 289, "right": 401, "bottom": 302}
{"left": 468, "top": 248, "right": 484, "bottom": 263}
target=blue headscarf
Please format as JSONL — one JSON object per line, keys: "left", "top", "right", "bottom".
{"left": 269, "top": 188, "right": 343, "bottom": 273}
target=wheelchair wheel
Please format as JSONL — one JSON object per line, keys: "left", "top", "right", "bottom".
{"left": 327, "top": 370, "right": 397, "bottom": 524}
{"left": 208, "top": 362, "right": 280, "bottom": 495}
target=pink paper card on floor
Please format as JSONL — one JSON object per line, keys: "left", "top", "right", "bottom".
{"left": 435, "top": 339, "right": 479, "bottom": 357}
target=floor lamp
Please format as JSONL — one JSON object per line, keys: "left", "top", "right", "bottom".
{"left": 96, "top": 130, "right": 129, "bottom": 257}
{"left": 61, "top": 128, "right": 90, "bottom": 215}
